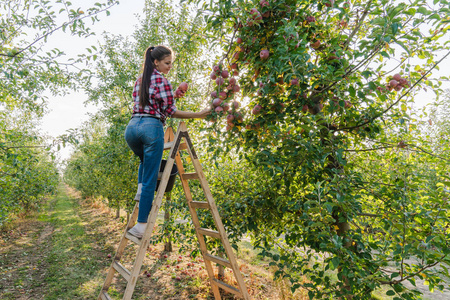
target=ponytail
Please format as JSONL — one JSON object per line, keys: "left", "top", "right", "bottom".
{"left": 139, "top": 45, "right": 172, "bottom": 109}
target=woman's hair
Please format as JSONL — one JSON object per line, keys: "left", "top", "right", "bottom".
{"left": 139, "top": 45, "right": 172, "bottom": 108}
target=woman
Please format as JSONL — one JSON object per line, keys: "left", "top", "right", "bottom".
{"left": 125, "top": 45, "right": 210, "bottom": 238}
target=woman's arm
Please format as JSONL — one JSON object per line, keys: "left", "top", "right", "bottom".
{"left": 172, "top": 108, "right": 211, "bottom": 119}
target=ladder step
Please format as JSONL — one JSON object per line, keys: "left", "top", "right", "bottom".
{"left": 100, "top": 290, "right": 113, "bottom": 300}
{"left": 197, "top": 228, "right": 221, "bottom": 239}
{"left": 204, "top": 253, "right": 232, "bottom": 268}
{"left": 163, "top": 141, "right": 187, "bottom": 150}
{"left": 113, "top": 261, "right": 131, "bottom": 282}
{"left": 212, "top": 278, "right": 243, "bottom": 297}
{"left": 125, "top": 232, "right": 142, "bottom": 245}
{"left": 181, "top": 172, "right": 199, "bottom": 180}
{"left": 190, "top": 201, "right": 210, "bottom": 209}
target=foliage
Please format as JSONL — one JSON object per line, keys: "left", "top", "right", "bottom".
{"left": 182, "top": 0, "right": 450, "bottom": 298}
{"left": 0, "top": 113, "right": 59, "bottom": 227}
{"left": 0, "top": 0, "right": 119, "bottom": 227}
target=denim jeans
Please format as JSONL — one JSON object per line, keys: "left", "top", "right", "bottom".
{"left": 124, "top": 117, "right": 164, "bottom": 223}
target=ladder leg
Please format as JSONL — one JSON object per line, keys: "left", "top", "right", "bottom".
{"left": 98, "top": 202, "right": 139, "bottom": 299}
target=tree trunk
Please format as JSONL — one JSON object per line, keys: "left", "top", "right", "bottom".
{"left": 164, "top": 192, "right": 172, "bottom": 252}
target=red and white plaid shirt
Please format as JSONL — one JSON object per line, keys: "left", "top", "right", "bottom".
{"left": 132, "top": 69, "right": 177, "bottom": 125}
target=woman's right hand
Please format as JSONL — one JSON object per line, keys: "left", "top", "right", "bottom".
{"left": 197, "top": 108, "right": 212, "bottom": 119}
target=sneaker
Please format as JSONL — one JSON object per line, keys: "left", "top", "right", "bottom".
{"left": 128, "top": 226, "right": 143, "bottom": 239}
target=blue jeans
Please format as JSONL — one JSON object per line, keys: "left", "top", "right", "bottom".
{"left": 124, "top": 117, "right": 164, "bottom": 223}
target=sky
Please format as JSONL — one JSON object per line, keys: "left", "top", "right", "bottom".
{"left": 38, "top": 0, "right": 145, "bottom": 161}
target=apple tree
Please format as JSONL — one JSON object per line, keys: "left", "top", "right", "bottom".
{"left": 185, "top": 0, "right": 450, "bottom": 298}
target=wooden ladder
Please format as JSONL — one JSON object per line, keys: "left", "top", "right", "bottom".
{"left": 98, "top": 121, "right": 250, "bottom": 300}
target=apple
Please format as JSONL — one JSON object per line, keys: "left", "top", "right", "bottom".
{"left": 176, "top": 276, "right": 181, "bottom": 281}
{"left": 260, "top": 49, "right": 270, "bottom": 59}
{"left": 233, "top": 52, "right": 240, "bottom": 60}
{"left": 302, "top": 104, "right": 309, "bottom": 113}
{"left": 216, "top": 77, "right": 224, "bottom": 86}
{"left": 213, "top": 65, "right": 220, "bottom": 72}
{"left": 306, "top": 16, "right": 316, "bottom": 23}
{"left": 399, "top": 78, "right": 408, "bottom": 86}
{"left": 291, "top": 78, "right": 299, "bottom": 85}
{"left": 223, "top": 102, "right": 230, "bottom": 111}
{"left": 393, "top": 73, "right": 401, "bottom": 81}
{"left": 232, "top": 101, "right": 240, "bottom": 109}
{"left": 221, "top": 70, "right": 229, "bottom": 78}
{"left": 237, "top": 37, "right": 243, "bottom": 44}
{"left": 227, "top": 114, "right": 235, "bottom": 122}
{"left": 211, "top": 91, "right": 218, "bottom": 98}
{"left": 179, "top": 82, "right": 188, "bottom": 92}
{"left": 252, "top": 104, "right": 262, "bottom": 115}
{"left": 229, "top": 77, "right": 236, "bottom": 85}
{"left": 164, "top": 254, "right": 168, "bottom": 258}
{"left": 175, "top": 89, "right": 183, "bottom": 98}
{"left": 389, "top": 79, "right": 398, "bottom": 87}
{"left": 146, "top": 273, "right": 151, "bottom": 277}
{"left": 107, "top": 254, "right": 112, "bottom": 258}
{"left": 219, "top": 91, "right": 227, "bottom": 100}
{"left": 344, "top": 100, "right": 352, "bottom": 108}
{"left": 233, "top": 85, "right": 241, "bottom": 93}
{"left": 310, "top": 40, "right": 321, "bottom": 49}
{"left": 231, "top": 63, "right": 238, "bottom": 70}
{"left": 233, "top": 70, "right": 239, "bottom": 76}
{"left": 210, "top": 72, "right": 217, "bottom": 80}
{"left": 260, "top": 0, "right": 269, "bottom": 7}
{"left": 212, "top": 98, "right": 222, "bottom": 107}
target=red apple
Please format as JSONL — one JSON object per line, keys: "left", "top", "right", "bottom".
{"left": 260, "top": 49, "right": 269, "bottom": 59}
{"left": 215, "top": 106, "right": 223, "bottom": 113}
{"left": 291, "top": 78, "right": 299, "bottom": 85}
{"left": 232, "top": 101, "right": 240, "bottom": 109}
{"left": 211, "top": 91, "right": 218, "bottom": 98}
{"left": 213, "top": 65, "right": 220, "bottom": 72}
{"left": 223, "top": 102, "right": 230, "bottom": 111}
{"left": 212, "top": 98, "right": 222, "bottom": 107}
{"left": 229, "top": 77, "right": 236, "bottom": 85}
{"left": 306, "top": 16, "right": 316, "bottom": 23}
{"left": 216, "top": 77, "right": 224, "bottom": 86}
{"left": 252, "top": 104, "right": 262, "bottom": 115}
{"left": 231, "top": 63, "right": 238, "bottom": 70}
{"left": 233, "top": 70, "right": 239, "bottom": 76}
{"left": 237, "top": 37, "right": 243, "bottom": 44}
{"left": 233, "top": 85, "right": 241, "bottom": 93}
{"left": 227, "top": 114, "right": 235, "bottom": 122}
{"left": 176, "top": 276, "right": 181, "bottom": 281}
{"left": 210, "top": 72, "right": 217, "bottom": 80}
{"left": 179, "top": 82, "right": 188, "bottom": 92}
{"left": 107, "top": 254, "right": 112, "bottom": 258}
{"left": 221, "top": 70, "right": 229, "bottom": 78}
{"left": 393, "top": 73, "right": 401, "bottom": 81}
{"left": 219, "top": 91, "right": 227, "bottom": 100}
{"left": 310, "top": 40, "right": 321, "bottom": 49}
{"left": 302, "top": 104, "right": 309, "bottom": 113}
{"left": 389, "top": 79, "right": 398, "bottom": 87}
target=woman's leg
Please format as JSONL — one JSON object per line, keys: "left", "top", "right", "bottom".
{"left": 137, "top": 119, "right": 164, "bottom": 223}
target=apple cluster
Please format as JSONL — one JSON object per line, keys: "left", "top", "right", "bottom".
{"left": 209, "top": 63, "right": 244, "bottom": 131}
{"left": 387, "top": 73, "right": 410, "bottom": 91}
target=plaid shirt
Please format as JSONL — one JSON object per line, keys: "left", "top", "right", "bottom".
{"left": 132, "top": 69, "right": 177, "bottom": 125}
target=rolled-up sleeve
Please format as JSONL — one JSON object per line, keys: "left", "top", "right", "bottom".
{"left": 157, "top": 77, "right": 177, "bottom": 118}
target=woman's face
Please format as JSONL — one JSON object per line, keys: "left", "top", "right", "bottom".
{"left": 154, "top": 55, "right": 172, "bottom": 74}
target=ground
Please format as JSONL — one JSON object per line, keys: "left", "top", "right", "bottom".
{"left": 1, "top": 185, "right": 448, "bottom": 299}
{"left": 0, "top": 185, "right": 304, "bottom": 299}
